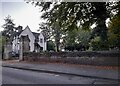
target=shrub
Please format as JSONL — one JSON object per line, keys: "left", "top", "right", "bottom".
{"left": 90, "top": 37, "right": 109, "bottom": 51}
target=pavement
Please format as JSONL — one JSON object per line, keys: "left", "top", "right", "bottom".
{"left": 2, "top": 60, "right": 120, "bottom": 82}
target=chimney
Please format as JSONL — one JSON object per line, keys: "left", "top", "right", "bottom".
{"left": 17, "top": 26, "right": 23, "bottom": 32}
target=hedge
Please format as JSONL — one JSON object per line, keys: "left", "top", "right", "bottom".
{"left": 23, "top": 51, "right": 120, "bottom": 66}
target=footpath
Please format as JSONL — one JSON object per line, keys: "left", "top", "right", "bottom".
{"left": 2, "top": 60, "right": 120, "bottom": 81}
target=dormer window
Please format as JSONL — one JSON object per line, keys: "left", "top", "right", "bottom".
{"left": 40, "top": 38, "right": 43, "bottom": 43}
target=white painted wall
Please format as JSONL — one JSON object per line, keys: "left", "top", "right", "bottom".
{"left": 12, "top": 26, "right": 47, "bottom": 52}
{"left": 38, "top": 33, "right": 47, "bottom": 51}
{"left": 12, "top": 36, "right": 20, "bottom": 53}
{"left": 44, "top": 41, "right": 47, "bottom": 51}
{"left": 19, "top": 26, "right": 35, "bottom": 52}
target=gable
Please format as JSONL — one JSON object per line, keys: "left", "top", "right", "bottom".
{"left": 38, "top": 32, "right": 47, "bottom": 42}
{"left": 39, "top": 33, "right": 44, "bottom": 38}
{"left": 19, "top": 26, "right": 35, "bottom": 41}
{"left": 18, "top": 26, "right": 47, "bottom": 43}
{"left": 40, "top": 31, "right": 47, "bottom": 41}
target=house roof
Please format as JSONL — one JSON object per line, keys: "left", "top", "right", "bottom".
{"left": 25, "top": 26, "right": 46, "bottom": 42}
{"left": 16, "top": 26, "right": 46, "bottom": 42}
{"left": 13, "top": 30, "right": 23, "bottom": 37}
{"left": 32, "top": 32, "right": 47, "bottom": 42}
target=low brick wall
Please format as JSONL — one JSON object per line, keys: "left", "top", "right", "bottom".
{"left": 23, "top": 51, "right": 120, "bottom": 66}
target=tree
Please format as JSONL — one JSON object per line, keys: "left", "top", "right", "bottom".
{"left": 90, "top": 2, "right": 110, "bottom": 41}
{"left": 39, "top": 22, "right": 52, "bottom": 41}
{"left": 108, "top": 2, "right": 120, "bottom": 50}
{"left": 2, "top": 15, "right": 16, "bottom": 43}
{"left": 26, "top": 1, "right": 119, "bottom": 51}
{"left": 39, "top": 21, "right": 63, "bottom": 52}
{"left": 40, "top": 2, "right": 111, "bottom": 40}
{"left": 47, "top": 40, "right": 55, "bottom": 51}
{"left": 0, "top": 34, "right": 6, "bottom": 59}
{"left": 108, "top": 16, "right": 120, "bottom": 50}
{"left": 50, "top": 21, "right": 63, "bottom": 52}
{"left": 26, "top": 1, "right": 113, "bottom": 38}
{"left": 0, "top": 33, "right": 2, "bottom": 58}
{"left": 2, "top": 15, "right": 16, "bottom": 59}
{"left": 64, "top": 28, "right": 90, "bottom": 51}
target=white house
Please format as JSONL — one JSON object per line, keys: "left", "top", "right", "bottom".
{"left": 12, "top": 26, "right": 47, "bottom": 53}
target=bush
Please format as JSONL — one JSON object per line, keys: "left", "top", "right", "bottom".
{"left": 47, "top": 40, "right": 55, "bottom": 51}
{"left": 90, "top": 37, "right": 109, "bottom": 51}
{"left": 65, "top": 43, "right": 89, "bottom": 51}
{"left": 23, "top": 51, "right": 120, "bottom": 66}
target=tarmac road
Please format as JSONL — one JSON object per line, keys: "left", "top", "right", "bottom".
{"left": 2, "top": 67, "right": 119, "bottom": 85}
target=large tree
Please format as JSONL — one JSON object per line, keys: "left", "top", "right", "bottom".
{"left": 2, "top": 15, "right": 17, "bottom": 59}
{"left": 40, "top": 21, "right": 63, "bottom": 52}
{"left": 108, "top": 1, "right": 120, "bottom": 50}
{"left": 26, "top": 1, "right": 113, "bottom": 38}
{"left": 0, "top": 33, "right": 6, "bottom": 59}
{"left": 2, "top": 15, "right": 16, "bottom": 43}
{"left": 39, "top": 22, "right": 52, "bottom": 41}
{"left": 0, "top": 33, "right": 2, "bottom": 55}
{"left": 26, "top": 1, "right": 119, "bottom": 51}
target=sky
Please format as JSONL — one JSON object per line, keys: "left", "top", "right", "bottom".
{"left": 0, "top": 0, "right": 111, "bottom": 32}
{"left": 0, "top": 0, "right": 44, "bottom": 32}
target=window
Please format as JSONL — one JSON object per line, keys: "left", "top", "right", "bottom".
{"left": 40, "top": 38, "right": 43, "bottom": 43}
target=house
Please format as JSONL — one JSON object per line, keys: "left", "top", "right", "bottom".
{"left": 12, "top": 26, "right": 47, "bottom": 53}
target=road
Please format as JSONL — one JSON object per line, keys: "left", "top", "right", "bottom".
{"left": 2, "top": 67, "right": 119, "bottom": 84}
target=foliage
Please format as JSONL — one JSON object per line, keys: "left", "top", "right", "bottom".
{"left": 76, "top": 29, "right": 90, "bottom": 46}
{"left": 39, "top": 22, "right": 52, "bottom": 41}
{"left": 2, "top": 15, "right": 16, "bottom": 43}
{"left": 65, "top": 43, "right": 88, "bottom": 51}
{"left": 0, "top": 34, "right": 2, "bottom": 52}
{"left": 108, "top": 33, "right": 120, "bottom": 50}
{"left": 40, "top": 21, "right": 63, "bottom": 52}
{"left": 24, "top": 51, "right": 119, "bottom": 66}
{"left": 108, "top": 4, "right": 120, "bottom": 50}
{"left": 35, "top": 2, "right": 112, "bottom": 42}
{"left": 65, "top": 29, "right": 78, "bottom": 46}
{"left": 47, "top": 40, "right": 55, "bottom": 51}
{"left": 0, "top": 34, "right": 6, "bottom": 59}
{"left": 25, "top": 1, "right": 120, "bottom": 51}
{"left": 0, "top": 35, "right": 2, "bottom": 59}
{"left": 64, "top": 28, "right": 90, "bottom": 51}
{"left": 90, "top": 37, "right": 109, "bottom": 51}
{"left": 51, "top": 22, "right": 63, "bottom": 52}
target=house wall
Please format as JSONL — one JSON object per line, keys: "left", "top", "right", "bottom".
{"left": 12, "top": 26, "right": 47, "bottom": 53}
{"left": 22, "top": 36, "right": 30, "bottom": 52}
{"left": 12, "top": 36, "right": 20, "bottom": 53}
{"left": 19, "top": 26, "right": 35, "bottom": 52}
{"left": 38, "top": 33, "right": 47, "bottom": 51}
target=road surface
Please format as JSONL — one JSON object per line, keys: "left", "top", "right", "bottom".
{"left": 2, "top": 67, "right": 119, "bottom": 84}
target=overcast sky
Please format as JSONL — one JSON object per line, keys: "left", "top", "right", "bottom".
{"left": 0, "top": 0, "right": 44, "bottom": 32}
{"left": 0, "top": 0, "right": 111, "bottom": 33}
